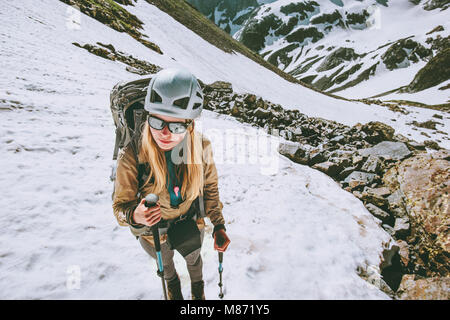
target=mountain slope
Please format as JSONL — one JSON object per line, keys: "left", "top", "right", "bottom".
{"left": 0, "top": 0, "right": 403, "bottom": 299}
{"left": 189, "top": 0, "right": 450, "bottom": 105}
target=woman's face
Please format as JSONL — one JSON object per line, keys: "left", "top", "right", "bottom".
{"left": 149, "top": 113, "right": 189, "bottom": 151}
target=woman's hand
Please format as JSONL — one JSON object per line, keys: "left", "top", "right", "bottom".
{"left": 133, "top": 198, "right": 161, "bottom": 227}
{"left": 214, "top": 229, "right": 230, "bottom": 252}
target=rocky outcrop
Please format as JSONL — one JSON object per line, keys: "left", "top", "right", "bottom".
{"left": 316, "top": 47, "right": 360, "bottom": 72}
{"left": 239, "top": 14, "right": 283, "bottom": 52}
{"left": 423, "top": 0, "right": 450, "bottom": 11}
{"left": 72, "top": 42, "right": 161, "bottom": 75}
{"left": 383, "top": 149, "right": 450, "bottom": 277}
{"left": 381, "top": 38, "right": 432, "bottom": 71}
{"left": 60, "top": 0, "right": 162, "bottom": 54}
{"left": 113, "top": 0, "right": 135, "bottom": 5}
{"left": 403, "top": 47, "right": 450, "bottom": 93}
{"left": 397, "top": 275, "right": 449, "bottom": 299}
{"left": 202, "top": 81, "right": 449, "bottom": 298}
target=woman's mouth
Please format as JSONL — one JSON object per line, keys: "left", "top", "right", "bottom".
{"left": 159, "top": 139, "right": 172, "bottom": 144}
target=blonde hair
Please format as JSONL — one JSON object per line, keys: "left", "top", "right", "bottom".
{"left": 138, "top": 121, "right": 204, "bottom": 201}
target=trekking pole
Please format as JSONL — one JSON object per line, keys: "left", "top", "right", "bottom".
{"left": 145, "top": 194, "right": 167, "bottom": 300}
{"left": 218, "top": 252, "right": 224, "bottom": 299}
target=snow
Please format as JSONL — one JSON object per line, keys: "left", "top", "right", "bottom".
{"left": 0, "top": 0, "right": 446, "bottom": 299}
{"left": 247, "top": 0, "right": 450, "bottom": 105}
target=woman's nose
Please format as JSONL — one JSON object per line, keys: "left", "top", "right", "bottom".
{"left": 161, "top": 125, "right": 171, "bottom": 135}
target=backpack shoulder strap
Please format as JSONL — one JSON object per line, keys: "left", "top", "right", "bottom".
{"left": 198, "top": 133, "right": 206, "bottom": 218}
{"left": 130, "top": 108, "right": 147, "bottom": 189}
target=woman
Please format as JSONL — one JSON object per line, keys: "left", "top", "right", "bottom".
{"left": 112, "top": 68, "right": 230, "bottom": 300}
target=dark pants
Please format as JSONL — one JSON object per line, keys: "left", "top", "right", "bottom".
{"left": 138, "top": 228, "right": 205, "bottom": 283}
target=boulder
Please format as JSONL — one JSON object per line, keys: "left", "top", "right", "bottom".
{"left": 278, "top": 142, "right": 309, "bottom": 165}
{"left": 243, "top": 93, "right": 257, "bottom": 106}
{"left": 253, "top": 107, "right": 271, "bottom": 119}
{"left": 397, "top": 240, "right": 410, "bottom": 267}
{"left": 394, "top": 217, "right": 411, "bottom": 239}
{"left": 397, "top": 275, "right": 450, "bottom": 300}
{"left": 384, "top": 149, "right": 450, "bottom": 276}
{"left": 386, "top": 189, "right": 408, "bottom": 218}
{"left": 383, "top": 224, "right": 395, "bottom": 236}
{"left": 338, "top": 166, "right": 357, "bottom": 180}
{"left": 423, "top": 140, "right": 441, "bottom": 150}
{"left": 366, "top": 203, "right": 392, "bottom": 225}
{"left": 361, "top": 186, "right": 391, "bottom": 210}
{"left": 358, "top": 141, "right": 412, "bottom": 161}
{"left": 308, "top": 148, "right": 328, "bottom": 166}
{"left": 344, "top": 171, "right": 377, "bottom": 190}
{"left": 360, "top": 121, "right": 395, "bottom": 143}
{"left": 205, "top": 81, "right": 233, "bottom": 93}
{"left": 361, "top": 155, "right": 382, "bottom": 173}
{"left": 312, "top": 161, "right": 341, "bottom": 178}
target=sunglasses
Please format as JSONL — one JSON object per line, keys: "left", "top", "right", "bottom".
{"left": 147, "top": 115, "right": 192, "bottom": 134}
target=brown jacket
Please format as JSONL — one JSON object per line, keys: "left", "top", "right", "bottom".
{"left": 112, "top": 131, "right": 225, "bottom": 246}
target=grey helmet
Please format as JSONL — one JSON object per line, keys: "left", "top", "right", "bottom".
{"left": 144, "top": 68, "right": 204, "bottom": 119}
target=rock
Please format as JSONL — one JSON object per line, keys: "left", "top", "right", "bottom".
{"left": 205, "top": 81, "right": 233, "bottom": 93}
{"left": 243, "top": 93, "right": 256, "bottom": 105}
{"left": 406, "top": 47, "right": 450, "bottom": 93}
{"left": 407, "top": 140, "right": 426, "bottom": 151}
{"left": 366, "top": 203, "right": 392, "bottom": 225}
{"left": 361, "top": 186, "right": 390, "bottom": 210}
{"left": 360, "top": 121, "right": 395, "bottom": 143}
{"left": 328, "top": 155, "right": 352, "bottom": 169}
{"left": 96, "top": 41, "right": 116, "bottom": 52}
{"left": 308, "top": 148, "right": 327, "bottom": 166}
{"left": 382, "top": 38, "right": 432, "bottom": 72}
{"left": 358, "top": 264, "right": 395, "bottom": 297}
{"left": 386, "top": 189, "right": 408, "bottom": 218}
{"left": 255, "top": 97, "right": 267, "bottom": 110}
{"left": 383, "top": 224, "right": 395, "bottom": 236}
{"left": 352, "top": 154, "right": 365, "bottom": 167}
{"left": 278, "top": 142, "right": 309, "bottom": 165}
{"left": 397, "top": 240, "right": 410, "bottom": 267}
{"left": 286, "top": 126, "right": 302, "bottom": 136}
{"left": 397, "top": 275, "right": 450, "bottom": 300}
{"left": 344, "top": 171, "right": 377, "bottom": 190}
{"left": 312, "top": 161, "right": 341, "bottom": 178}
{"left": 361, "top": 155, "right": 382, "bottom": 173}
{"left": 394, "top": 217, "right": 411, "bottom": 239}
{"left": 358, "top": 141, "right": 412, "bottom": 161}
{"left": 423, "top": 140, "right": 441, "bottom": 150}
{"left": 352, "top": 190, "right": 363, "bottom": 199}
{"left": 330, "top": 135, "right": 346, "bottom": 143}
{"left": 253, "top": 107, "right": 271, "bottom": 119}
{"left": 411, "top": 120, "right": 440, "bottom": 130}
{"left": 338, "top": 166, "right": 357, "bottom": 180}
{"left": 387, "top": 149, "right": 450, "bottom": 276}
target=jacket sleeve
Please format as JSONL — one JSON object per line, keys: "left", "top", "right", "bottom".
{"left": 112, "top": 145, "right": 142, "bottom": 228}
{"left": 202, "top": 137, "right": 225, "bottom": 228}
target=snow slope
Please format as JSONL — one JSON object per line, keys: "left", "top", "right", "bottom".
{"left": 0, "top": 0, "right": 440, "bottom": 299}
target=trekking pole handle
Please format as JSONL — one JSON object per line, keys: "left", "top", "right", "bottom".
{"left": 145, "top": 194, "right": 161, "bottom": 252}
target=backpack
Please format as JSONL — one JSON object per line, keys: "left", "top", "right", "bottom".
{"left": 109, "top": 77, "right": 205, "bottom": 216}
